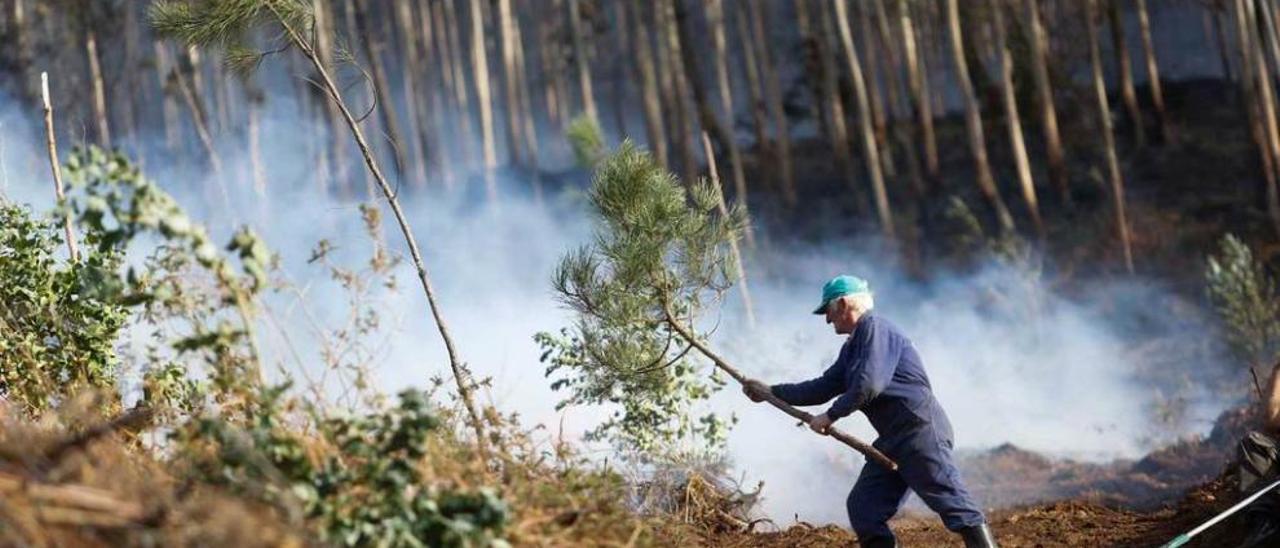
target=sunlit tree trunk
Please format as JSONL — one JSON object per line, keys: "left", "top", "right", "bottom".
{"left": 611, "top": 1, "right": 629, "bottom": 138}
{"left": 703, "top": 0, "right": 751, "bottom": 227}
{"left": 834, "top": 0, "right": 894, "bottom": 240}
{"left": 1025, "top": 0, "right": 1069, "bottom": 204}
{"left": 1108, "top": 0, "right": 1146, "bottom": 147}
{"left": 86, "top": 30, "right": 111, "bottom": 148}
{"left": 947, "top": 0, "right": 1014, "bottom": 233}
{"left": 748, "top": 0, "right": 797, "bottom": 206}
{"left": 897, "top": 0, "right": 939, "bottom": 182}
{"left": 1135, "top": 0, "right": 1171, "bottom": 143}
{"left": 798, "top": 0, "right": 865, "bottom": 214}
{"left": 396, "top": 2, "right": 432, "bottom": 186}
{"left": 511, "top": 2, "right": 542, "bottom": 199}
{"left": 442, "top": 0, "right": 477, "bottom": 172}
{"left": 469, "top": 0, "right": 498, "bottom": 199}
{"left": 311, "top": 0, "right": 344, "bottom": 193}
{"left": 567, "top": 0, "right": 598, "bottom": 123}
{"left": 856, "top": 1, "right": 895, "bottom": 180}
{"left": 628, "top": 0, "right": 668, "bottom": 169}
{"left": 540, "top": 0, "right": 569, "bottom": 129}
{"left": 1241, "top": 0, "right": 1280, "bottom": 239}
{"left": 1087, "top": 0, "right": 1136, "bottom": 273}
{"left": 993, "top": 0, "right": 1044, "bottom": 237}
{"left": 497, "top": 0, "right": 525, "bottom": 167}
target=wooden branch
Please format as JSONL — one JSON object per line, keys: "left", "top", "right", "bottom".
{"left": 266, "top": 5, "right": 490, "bottom": 461}
{"left": 40, "top": 72, "right": 78, "bottom": 263}
{"left": 660, "top": 304, "right": 897, "bottom": 471}
{"left": 41, "top": 407, "right": 154, "bottom": 464}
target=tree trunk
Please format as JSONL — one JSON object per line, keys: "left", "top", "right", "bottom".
{"left": 268, "top": 9, "right": 492, "bottom": 460}
{"left": 1025, "top": 0, "right": 1069, "bottom": 205}
{"left": 540, "top": 0, "right": 567, "bottom": 129}
{"left": 1086, "top": 0, "right": 1136, "bottom": 273}
{"left": 567, "top": 0, "right": 599, "bottom": 123}
{"left": 670, "top": 0, "right": 747, "bottom": 229}
{"left": 993, "top": 0, "right": 1044, "bottom": 238}
{"left": 497, "top": 0, "right": 526, "bottom": 167}
{"left": 896, "top": 0, "right": 939, "bottom": 182}
{"left": 395, "top": 1, "right": 432, "bottom": 186}
{"left": 947, "top": 0, "right": 1015, "bottom": 233}
{"left": 511, "top": 2, "right": 543, "bottom": 199}
{"left": 748, "top": 0, "right": 797, "bottom": 206}
{"left": 1242, "top": 0, "right": 1280, "bottom": 240}
{"left": 659, "top": 0, "right": 698, "bottom": 184}
{"left": 353, "top": 0, "right": 408, "bottom": 182}
{"left": 1212, "top": 4, "right": 1236, "bottom": 82}
{"left": 154, "top": 41, "right": 182, "bottom": 153}
{"left": 856, "top": 1, "right": 896, "bottom": 179}
{"left": 1108, "top": 0, "right": 1146, "bottom": 147}
{"left": 628, "top": 1, "right": 669, "bottom": 169}
{"left": 834, "top": 0, "right": 895, "bottom": 240}
{"left": 86, "top": 30, "right": 111, "bottom": 148}
{"left": 469, "top": 0, "right": 499, "bottom": 200}
{"left": 41, "top": 73, "right": 79, "bottom": 263}
{"left": 611, "top": 1, "right": 630, "bottom": 139}
{"left": 702, "top": 0, "right": 752, "bottom": 237}
{"left": 1135, "top": 0, "right": 1171, "bottom": 144}
{"left": 311, "top": 0, "right": 346, "bottom": 194}
{"left": 798, "top": 0, "right": 865, "bottom": 214}
{"left": 442, "top": 0, "right": 477, "bottom": 173}
{"left": 734, "top": 3, "right": 773, "bottom": 200}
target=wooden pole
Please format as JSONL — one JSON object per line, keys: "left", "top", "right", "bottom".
{"left": 40, "top": 72, "right": 79, "bottom": 263}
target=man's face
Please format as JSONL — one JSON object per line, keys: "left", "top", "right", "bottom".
{"left": 824, "top": 298, "right": 859, "bottom": 335}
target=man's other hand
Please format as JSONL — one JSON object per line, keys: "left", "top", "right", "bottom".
{"left": 809, "top": 413, "right": 833, "bottom": 435}
{"left": 742, "top": 379, "right": 771, "bottom": 403}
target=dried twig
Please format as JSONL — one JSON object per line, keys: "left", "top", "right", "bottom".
{"left": 40, "top": 72, "right": 78, "bottom": 263}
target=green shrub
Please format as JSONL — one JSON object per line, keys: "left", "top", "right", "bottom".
{"left": 0, "top": 203, "right": 127, "bottom": 414}
{"left": 1206, "top": 234, "right": 1280, "bottom": 369}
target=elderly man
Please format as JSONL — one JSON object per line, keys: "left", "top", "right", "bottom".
{"left": 743, "top": 275, "right": 996, "bottom": 548}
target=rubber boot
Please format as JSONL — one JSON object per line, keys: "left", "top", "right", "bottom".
{"left": 958, "top": 523, "right": 998, "bottom": 548}
{"left": 858, "top": 535, "right": 897, "bottom": 548}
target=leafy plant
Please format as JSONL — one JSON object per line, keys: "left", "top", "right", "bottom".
{"left": 536, "top": 142, "right": 744, "bottom": 457}
{"left": 0, "top": 203, "right": 127, "bottom": 414}
{"left": 179, "top": 388, "right": 510, "bottom": 547}
{"left": 1206, "top": 234, "right": 1280, "bottom": 370}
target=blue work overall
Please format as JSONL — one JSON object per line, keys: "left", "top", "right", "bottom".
{"left": 771, "top": 313, "right": 986, "bottom": 542}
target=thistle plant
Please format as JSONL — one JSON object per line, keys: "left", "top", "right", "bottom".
{"left": 537, "top": 142, "right": 744, "bottom": 456}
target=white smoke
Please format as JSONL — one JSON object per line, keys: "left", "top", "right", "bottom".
{"left": 0, "top": 85, "right": 1233, "bottom": 530}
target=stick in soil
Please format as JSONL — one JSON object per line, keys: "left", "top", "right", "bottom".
{"left": 40, "top": 72, "right": 79, "bottom": 263}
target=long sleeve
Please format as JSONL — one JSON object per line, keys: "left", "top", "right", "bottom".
{"left": 770, "top": 354, "right": 846, "bottom": 406}
{"left": 826, "top": 317, "right": 903, "bottom": 420}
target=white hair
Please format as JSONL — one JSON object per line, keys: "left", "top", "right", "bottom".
{"left": 837, "top": 292, "right": 875, "bottom": 315}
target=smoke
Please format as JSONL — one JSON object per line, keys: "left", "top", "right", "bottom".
{"left": 0, "top": 85, "right": 1234, "bottom": 529}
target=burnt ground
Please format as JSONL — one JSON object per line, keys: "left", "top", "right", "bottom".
{"left": 684, "top": 406, "right": 1256, "bottom": 547}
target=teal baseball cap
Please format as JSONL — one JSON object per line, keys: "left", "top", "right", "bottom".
{"left": 813, "top": 275, "right": 871, "bottom": 314}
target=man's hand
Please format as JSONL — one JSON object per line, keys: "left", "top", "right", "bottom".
{"left": 742, "top": 379, "right": 771, "bottom": 403}
{"left": 809, "top": 413, "right": 834, "bottom": 435}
